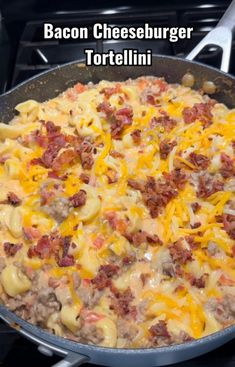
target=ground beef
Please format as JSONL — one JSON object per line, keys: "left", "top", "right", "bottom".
{"left": 110, "top": 287, "right": 136, "bottom": 318}
{"left": 159, "top": 139, "right": 177, "bottom": 159}
{"left": 191, "top": 202, "right": 201, "bottom": 213}
{"left": 206, "top": 294, "right": 235, "bottom": 325}
{"left": 42, "top": 197, "right": 71, "bottom": 223}
{"left": 80, "top": 323, "right": 104, "bottom": 345}
{"left": 162, "top": 260, "right": 176, "bottom": 277}
{"left": 77, "top": 286, "right": 102, "bottom": 308}
{"left": 117, "top": 318, "right": 138, "bottom": 341}
{"left": 189, "top": 273, "right": 208, "bottom": 288}
{"left": 149, "top": 320, "right": 171, "bottom": 346}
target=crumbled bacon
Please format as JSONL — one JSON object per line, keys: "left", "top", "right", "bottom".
{"left": 125, "top": 230, "right": 162, "bottom": 246}
{"left": 190, "top": 273, "right": 208, "bottom": 288}
{"left": 185, "top": 235, "right": 199, "bottom": 250}
{"left": 79, "top": 173, "right": 90, "bottom": 184}
{"left": 110, "top": 150, "right": 124, "bottom": 159}
{"left": 150, "top": 115, "right": 177, "bottom": 132}
{"left": 100, "top": 85, "right": 121, "bottom": 98}
{"left": 149, "top": 320, "right": 170, "bottom": 339}
{"left": 222, "top": 214, "right": 235, "bottom": 240}
{"left": 110, "top": 286, "right": 136, "bottom": 317}
{"left": 122, "top": 255, "right": 136, "bottom": 265}
{"left": 163, "top": 168, "right": 187, "bottom": 190}
{"left": 97, "top": 101, "right": 115, "bottom": 117}
{"left": 111, "top": 107, "right": 133, "bottom": 139}
{"left": 23, "top": 226, "right": 41, "bottom": 242}
{"left": 189, "top": 152, "right": 210, "bottom": 170}
{"left": 182, "top": 103, "right": 213, "bottom": 128}
{"left": 191, "top": 202, "right": 201, "bottom": 213}
{"left": 105, "top": 212, "right": 127, "bottom": 234}
{"left": 47, "top": 171, "right": 68, "bottom": 181}
{"left": 58, "top": 255, "right": 75, "bottom": 267}
{"left": 127, "top": 179, "right": 145, "bottom": 192}
{"left": 92, "top": 264, "right": 120, "bottom": 290}
{"left": 197, "top": 173, "right": 224, "bottom": 198}
{"left": 106, "top": 169, "right": 118, "bottom": 184}
{"left": 4, "top": 242, "right": 22, "bottom": 257}
{"left": 220, "top": 153, "right": 235, "bottom": 178}
{"left": 69, "top": 190, "right": 87, "bottom": 208}
{"left": 93, "top": 234, "right": 104, "bottom": 249}
{"left": 159, "top": 139, "right": 177, "bottom": 159}
{"left": 191, "top": 222, "right": 201, "bottom": 229}
{"left": 131, "top": 129, "right": 141, "bottom": 144}
{"left": 52, "top": 149, "right": 77, "bottom": 172}
{"left": 6, "top": 192, "right": 21, "bottom": 206}
{"left": 169, "top": 240, "right": 192, "bottom": 265}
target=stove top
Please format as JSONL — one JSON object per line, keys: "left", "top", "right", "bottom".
{"left": 0, "top": 1, "right": 235, "bottom": 366}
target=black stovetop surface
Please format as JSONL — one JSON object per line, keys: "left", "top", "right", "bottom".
{"left": 0, "top": 0, "right": 235, "bottom": 366}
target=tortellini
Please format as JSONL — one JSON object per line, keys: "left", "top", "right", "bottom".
{"left": 0, "top": 265, "right": 31, "bottom": 297}
{"left": 96, "top": 317, "right": 117, "bottom": 348}
{"left": 60, "top": 304, "right": 81, "bottom": 333}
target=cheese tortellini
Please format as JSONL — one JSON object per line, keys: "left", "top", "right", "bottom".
{"left": 0, "top": 265, "right": 31, "bottom": 297}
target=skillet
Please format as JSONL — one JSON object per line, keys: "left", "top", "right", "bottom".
{"left": 0, "top": 2, "right": 235, "bottom": 366}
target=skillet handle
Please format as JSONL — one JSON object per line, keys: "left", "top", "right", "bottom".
{"left": 186, "top": 0, "right": 235, "bottom": 73}
{"left": 51, "top": 352, "right": 89, "bottom": 367}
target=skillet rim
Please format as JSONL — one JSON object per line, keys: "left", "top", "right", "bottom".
{"left": 0, "top": 54, "right": 235, "bottom": 354}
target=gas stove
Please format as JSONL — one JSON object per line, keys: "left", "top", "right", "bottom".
{"left": 0, "top": 1, "right": 235, "bottom": 366}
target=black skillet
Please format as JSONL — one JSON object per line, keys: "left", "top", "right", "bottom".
{"left": 0, "top": 1, "right": 235, "bottom": 367}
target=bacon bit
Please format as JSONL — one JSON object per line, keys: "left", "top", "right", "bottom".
{"left": 52, "top": 149, "right": 77, "bottom": 172}
{"left": 131, "top": 129, "right": 141, "bottom": 144}
{"left": 190, "top": 273, "right": 208, "bottom": 288}
{"left": 97, "top": 101, "right": 115, "bottom": 117}
{"left": 82, "top": 310, "right": 104, "bottom": 323}
{"left": 23, "top": 226, "right": 41, "bottom": 242}
{"left": 140, "top": 273, "right": 150, "bottom": 286}
{"left": 191, "top": 202, "right": 201, "bottom": 213}
{"left": 91, "top": 264, "right": 120, "bottom": 290}
{"left": 3, "top": 242, "right": 22, "bottom": 257}
{"left": 110, "top": 286, "right": 136, "bottom": 317}
{"left": 159, "top": 139, "right": 177, "bottom": 159}
{"left": 93, "top": 234, "right": 105, "bottom": 249}
{"left": 127, "top": 179, "right": 145, "bottom": 192}
{"left": 190, "top": 222, "right": 201, "bottom": 229}
{"left": 125, "top": 230, "right": 162, "bottom": 246}
{"left": 163, "top": 168, "right": 187, "bottom": 190}
{"left": 169, "top": 240, "right": 192, "bottom": 265}
{"left": 58, "top": 254, "right": 75, "bottom": 267}
{"left": 185, "top": 236, "right": 199, "bottom": 250}
{"left": 111, "top": 107, "right": 133, "bottom": 139}
{"left": 149, "top": 320, "right": 170, "bottom": 339}
{"left": 0, "top": 155, "right": 9, "bottom": 164}
{"left": 28, "top": 235, "right": 51, "bottom": 259}
{"left": 47, "top": 171, "right": 68, "bottom": 181}
{"left": 110, "top": 150, "right": 124, "bottom": 159}
{"left": 106, "top": 169, "right": 118, "bottom": 184}
{"left": 74, "top": 82, "right": 86, "bottom": 94}
{"left": 219, "top": 274, "right": 235, "bottom": 286}
{"left": 105, "top": 212, "right": 128, "bottom": 234}
{"left": 182, "top": 103, "right": 213, "bottom": 128}
{"left": 150, "top": 115, "right": 177, "bottom": 132}
{"left": 232, "top": 245, "right": 235, "bottom": 257}
{"left": 30, "top": 157, "right": 43, "bottom": 166}
{"left": 79, "top": 172, "right": 90, "bottom": 184}
{"left": 197, "top": 173, "right": 224, "bottom": 198}
{"left": 69, "top": 190, "right": 87, "bottom": 208}
{"left": 188, "top": 152, "right": 210, "bottom": 170}
{"left": 122, "top": 255, "right": 136, "bottom": 265}
{"left": 222, "top": 214, "right": 235, "bottom": 240}
{"left": 6, "top": 192, "right": 21, "bottom": 206}
{"left": 100, "top": 85, "right": 121, "bottom": 98}
{"left": 220, "top": 153, "right": 235, "bottom": 178}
